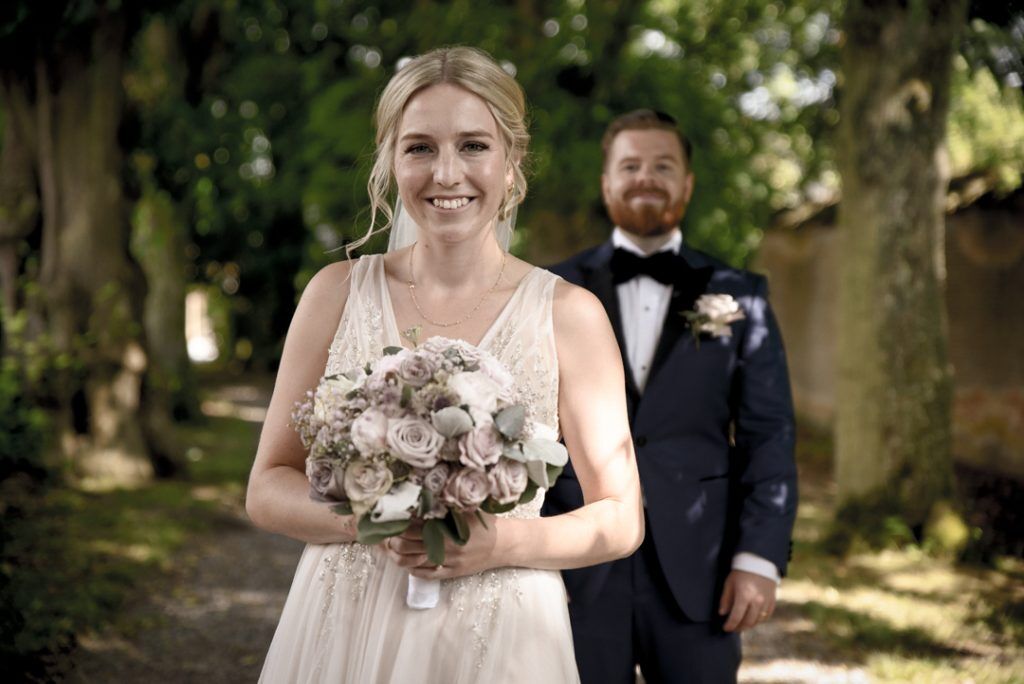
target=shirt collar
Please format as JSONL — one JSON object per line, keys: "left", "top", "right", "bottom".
{"left": 612, "top": 227, "right": 682, "bottom": 257}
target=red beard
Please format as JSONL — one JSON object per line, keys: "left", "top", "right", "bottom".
{"left": 607, "top": 190, "right": 686, "bottom": 237}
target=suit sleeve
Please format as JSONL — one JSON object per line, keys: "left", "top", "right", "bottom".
{"left": 731, "top": 274, "right": 798, "bottom": 576}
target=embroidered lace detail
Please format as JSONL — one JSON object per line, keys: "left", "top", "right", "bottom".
{"left": 449, "top": 567, "right": 523, "bottom": 669}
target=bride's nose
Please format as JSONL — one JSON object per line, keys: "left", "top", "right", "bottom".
{"left": 432, "top": 147, "right": 462, "bottom": 187}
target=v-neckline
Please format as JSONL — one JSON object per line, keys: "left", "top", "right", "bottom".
{"left": 377, "top": 255, "right": 538, "bottom": 351}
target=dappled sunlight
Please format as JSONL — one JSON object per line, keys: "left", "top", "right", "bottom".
{"left": 201, "top": 397, "right": 268, "bottom": 423}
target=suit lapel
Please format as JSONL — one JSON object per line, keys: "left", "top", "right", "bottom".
{"left": 647, "top": 248, "right": 715, "bottom": 384}
{"left": 582, "top": 243, "right": 641, "bottom": 401}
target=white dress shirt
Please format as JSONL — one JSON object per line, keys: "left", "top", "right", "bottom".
{"left": 611, "top": 227, "right": 780, "bottom": 584}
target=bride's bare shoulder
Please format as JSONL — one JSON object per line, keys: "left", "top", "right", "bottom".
{"left": 551, "top": 278, "right": 608, "bottom": 329}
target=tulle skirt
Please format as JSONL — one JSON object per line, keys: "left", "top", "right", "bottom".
{"left": 259, "top": 542, "right": 579, "bottom": 683}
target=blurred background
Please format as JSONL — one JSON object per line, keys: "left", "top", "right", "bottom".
{"left": 1, "top": 1, "right": 1022, "bottom": 681}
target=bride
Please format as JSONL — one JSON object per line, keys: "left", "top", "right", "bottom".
{"left": 246, "top": 46, "right": 643, "bottom": 683}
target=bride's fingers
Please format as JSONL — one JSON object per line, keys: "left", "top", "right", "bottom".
{"left": 387, "top": 536, "right": 426, "bottom": 555}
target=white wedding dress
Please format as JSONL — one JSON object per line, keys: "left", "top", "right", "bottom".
{"left": 259, "top": 255, "right": 579, "bottom": 683}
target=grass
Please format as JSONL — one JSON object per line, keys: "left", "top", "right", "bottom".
{"left": 774, "top": 424, "right": 1024, "bottom": 683}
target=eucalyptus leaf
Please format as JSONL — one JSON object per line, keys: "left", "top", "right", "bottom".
{"left": 518, "top": 480, "right": 539, "bottom": 505}
{"left": 422, "top": 519, "right": 447, "bottom": 565}
{"left": 522, "top": 438, "right": 569, "bottom": 467}
{"left": 356, "top": 515, "right": 410, "bottom": 546}
{"left": 481, "top": 497, "right": 517, "bottom": 514}
{"left": 526, "top": 459, "right": 551, "bottom": 488}
{"left": 451, "top": 511, "right": 471, "bottom": 543}
{"left": 502, "top": 443, "right": 526, "bottom": 462}
{"left": 431, "top": 406, "right": 473, "bottom": 437}
{"left": 383, "top": 346, "right": 403, "bottom": 356}
{"left": 494, "top": 405, "right": 526, "bottom": 439}
{"left": 331, "top": 501, "right": 354, "bottom": 516}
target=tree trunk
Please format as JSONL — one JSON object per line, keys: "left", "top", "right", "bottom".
{"left": 131, "top": 181, "right": 196, "bottom": 477}
{"left": 835, "top": 0, "right": 965, "bottom": 529}
{"left": 42, "top": 16, "right": 154, "bottom": 486}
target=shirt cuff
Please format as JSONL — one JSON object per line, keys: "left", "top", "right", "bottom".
{"left": 732, "top": 553, "right": 781, "bottom": 585}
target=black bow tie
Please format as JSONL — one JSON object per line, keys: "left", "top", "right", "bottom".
{"left": 610, "top": 248, "right": 683, "bottom": 285}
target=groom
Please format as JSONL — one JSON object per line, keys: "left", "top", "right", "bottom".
{"left": 543, "top": 110, "right": 798, "bottom": 683}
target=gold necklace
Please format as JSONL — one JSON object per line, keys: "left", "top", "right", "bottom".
{"left": 406, "top": 242, "right": 507, "bottom": 328}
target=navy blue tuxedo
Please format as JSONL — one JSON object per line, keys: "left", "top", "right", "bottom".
{"left": 543, "top": 239, "right": 798, "bottom": 682}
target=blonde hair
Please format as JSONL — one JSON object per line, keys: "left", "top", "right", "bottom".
{"left": 350, "top": 46, "right": 529, "bottom": 254}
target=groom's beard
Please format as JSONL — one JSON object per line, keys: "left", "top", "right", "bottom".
{"left": 607, "top": 189, "right": 687, "bottom": 237}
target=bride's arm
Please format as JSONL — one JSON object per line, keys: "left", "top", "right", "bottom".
{"left": 245, "top": 260, "right": 359, "bottom": 544}
{"left": 498, "top": 280, "right": 644, "bottom": 568}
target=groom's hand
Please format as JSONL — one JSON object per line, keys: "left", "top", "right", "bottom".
{"left": 719, "top": 569, "right": 777, "bottom": 632}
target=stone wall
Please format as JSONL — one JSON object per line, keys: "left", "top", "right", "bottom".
{"left": 754, "top": 190, "right": 1024, "bottom": 480}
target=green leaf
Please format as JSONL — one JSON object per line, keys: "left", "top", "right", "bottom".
{"left": 331, "top": 501, "right": 354, "bottom": 516}
{"left": 422, "top": 519, "right": 447, "bottom": 565}
{"left": 401, "top": 383, "right": 413, "bottom": 407}
{"left": 481, "top": 497, "right": 517, "bottom": 514}
{"left": 450, "top": 511, "right": 471, "bottom": 544}
{"left": 494, "top": 405, "right": 526, "bottom": 439}
{"left": 475, "top": 510, "right": 489, "bottom": 530}
{"left": 383, "top": 346, "right": 403, "bottom": 356}
{"left": 518, "top": 480, "right": 539, "bottom": 505}
{"left": 419, "top": 488, "right": 434, "bottom": 517}
{"left": 356, "top": 515, "right": 410, "bottom": 546}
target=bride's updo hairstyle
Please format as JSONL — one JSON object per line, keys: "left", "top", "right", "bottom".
{"left": 358, "top": 46, "right": 530, "bottom": 251}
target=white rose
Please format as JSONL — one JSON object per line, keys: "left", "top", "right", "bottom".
{"left": 696, "top": 294, "right": 740, "bottom": 319}
{"left": 387, "top": 417, "right": 444, "bottom": 468}
{"left": 350, "top": 409, "right": 389, "bottom": 455}
{"left": 476, "top": 354, "right": 515, "bottom": 399}
{"left": 313, "top": 375, "right": 355, "bottom": 422}
{"left": 448, "top": 371, "right": 501, "bottom": 413}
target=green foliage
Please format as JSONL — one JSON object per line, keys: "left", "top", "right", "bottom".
{"left": 948, "top": 54, "right": 1024, "bottom": 191}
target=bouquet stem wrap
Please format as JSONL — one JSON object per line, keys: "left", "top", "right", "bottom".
{"left": 406, "top": 575, "right": 440, "bottom": 610}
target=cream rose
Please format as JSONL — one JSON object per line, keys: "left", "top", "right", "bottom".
{"left": 448, "top": 371, "right": 501, "bottom": 413}
{"left": 343, "top": 459, "right": 393, "bottom": 514}
{"left": 387, "top": 417, "right": 444, "bottom": 468}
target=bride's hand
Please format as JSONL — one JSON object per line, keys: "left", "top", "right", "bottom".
{"left": 383, "top": 513, "right": 500, "bottom": 579}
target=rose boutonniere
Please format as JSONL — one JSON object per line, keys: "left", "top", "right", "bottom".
{"left": 681, "top": 293, "right": 746, "bottom": 348}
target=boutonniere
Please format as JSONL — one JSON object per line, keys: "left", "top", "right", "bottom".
{"left": 681, "top": 294, "right": 746, "bottom": 348}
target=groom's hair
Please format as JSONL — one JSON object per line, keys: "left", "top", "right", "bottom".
{"left": 601, "top": 109, "right": 692, "bottom": 169}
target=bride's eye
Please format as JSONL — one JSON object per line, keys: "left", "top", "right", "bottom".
{"left": 463, "top": 141, "right": 489, "bottom": 153}
{"left": 406, "top": 144, "right": 432, "bottom": 154}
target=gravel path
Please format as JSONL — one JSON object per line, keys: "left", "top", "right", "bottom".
{"left": 66, "top": 512, "right": 303, "bottom": 683}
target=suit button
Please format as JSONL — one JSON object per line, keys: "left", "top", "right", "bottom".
{"left": 635, "top": 436, "right": 647, "bottom": 447}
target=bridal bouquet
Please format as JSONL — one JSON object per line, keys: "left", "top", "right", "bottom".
{"left": 293, "top": 336, "right": 567, "bottom": 609}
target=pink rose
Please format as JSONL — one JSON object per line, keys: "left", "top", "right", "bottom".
{"left": 421, "top": 463, "right": 451, "bottom": 494}
{"left": 487, "top": 458, "right": 529, "bottom": 504}
{"left": 458, "top": 423, "right": 503, "bottom": 470}
{"left": 399, "top": 352, "right": 437, "bottom": 387}
{"left": 387, "top": 417, "right": 444, "bottom": 468}
{"left": 350, "top": 408, "right": 389, "bottom": 456}
{"left": 441, "top": 468, "right": 490, "bottom": 512}
{"left": 306, "top": 457, "right": 346, "bottom": 502}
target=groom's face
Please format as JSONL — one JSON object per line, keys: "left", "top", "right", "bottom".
{"left": 602, "top": 129, "right": 694, "bottom": 237}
